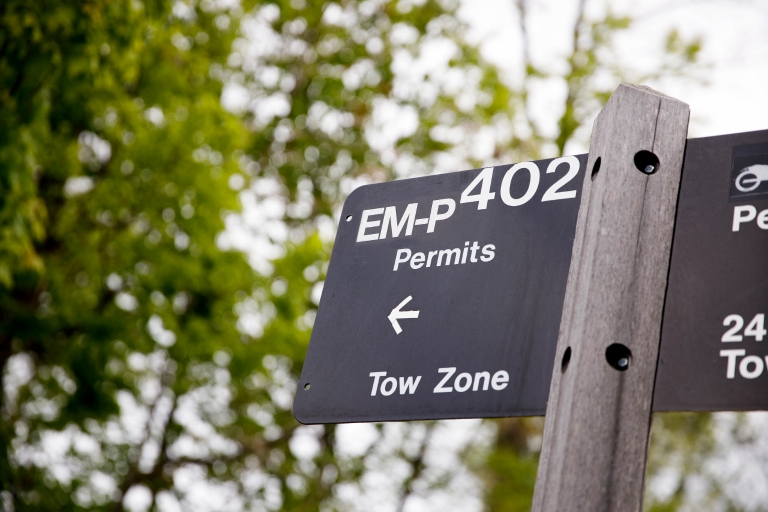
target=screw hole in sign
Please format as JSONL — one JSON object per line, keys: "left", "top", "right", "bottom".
{"left": 345, "top": 215, "right": 353, "bottom": 222}
{"left": 304, "top": 383, "right": 311, "bottom": 390}
{"left": 634, "top": 150, "right": 660, "bottom": 175}
{"left": 561, "top": 347, "right": 572, "bottom": 372}
{"left": 606, "top": 343, "right": 632, "bottom": 371}
{"left": 590, "top": 157, "right": 601, "bottom": 181}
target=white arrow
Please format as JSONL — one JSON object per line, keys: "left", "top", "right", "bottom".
{"left": 388, "top": 295, "right": 420, "bottom": 334}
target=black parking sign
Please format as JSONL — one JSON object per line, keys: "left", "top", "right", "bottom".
{"left": 655, "top": 130, "right": 768, "bottom": 411}
{"left": 294, "top": 129, "right": 768, "bottom": 423}
{"left": 293, "top": 155, "right": 587, "bottom": 423}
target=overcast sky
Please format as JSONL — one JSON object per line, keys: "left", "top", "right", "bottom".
{"left": 448, "top": 2, "right": 768, "bottom": 509}
{"left": 458, "top": 0, "right": 768, "bottom": 146}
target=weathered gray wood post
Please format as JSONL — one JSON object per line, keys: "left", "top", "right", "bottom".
{"left": 532, "top": 85, "right": 690, "bottom": 512}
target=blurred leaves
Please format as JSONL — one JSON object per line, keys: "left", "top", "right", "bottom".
{"left": 1, "top": 0, "right": 259, "bottom": 508}
{"left": 0, "top": 0, "right": 715, "bottom": 511}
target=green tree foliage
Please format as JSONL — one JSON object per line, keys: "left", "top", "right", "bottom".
{"left": 1, "top": 0, "right": 707, "bottom": 511}
{"left": 645, "top": 411, "right": 768, "bottom": 512}
{"left": 1, "top": 0, "right": 258, "bottom": 508}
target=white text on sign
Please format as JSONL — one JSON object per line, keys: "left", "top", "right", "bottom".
{"left": 732, "top": 205, "right": 768, "bottom": 231}
{"left": 720, "top": 313, "right": 767, "bottom": 379}
{"left": 393, "top": 242, "right": 495, "bottom": 271}
{"left": 369, "top": 372, "right": 422, "bottom": 396}
{"left": 368, "top": 368, "right": 510, "bottom": 396}
{"left": 356, "top": 157, "right": 581, "bottom": 242}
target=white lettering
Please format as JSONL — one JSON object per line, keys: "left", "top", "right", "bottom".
{"left": 396, "top": 241, "right": 494, "bottom": 271}
{"left": 481, "top": 244, "right": 496, "bottom": 262}
{"left": 393, "top": 248, "right": 412, "bottom": 271}
{"left": 501, "top": 162, "right": 540, "bottom": 206}
{"left": 470, "top": 241, "right": 480, "bottom": 262}
{"left": 460, "top": 167, "right": 496, "bottom": 210}
{"left": 541, "top": 156, "right": 579, "bottom": 202}
{"left": 720, "top": 349, "right": 746, "bottom": 379}
{"left": 369, "top": 371, "right": 387, "bottom": 396}
{"left": 437, "top": 248, "right": 461, "bottom": 266}
{"left": 454, "top": 372, "right": 472, "bottom": 392}
{"left": 410, "top": 252, "right": 425, "bottom": 269}
{"left": 357, "top": 208, "right": 384, "bottom": 242}
{"left": 491, "top": 370, "right": 509, "bottom": 390}
{"left": 427, "top": 198, "right": 456, "bottom": 233}
{"left": 473, "top": 372, "right": 490, "bottom": 391}
{"left": 380, "top": 203, "right": 418, "bottom": 239}
{"left": 722, "top": 314, "right": 744, "bottom": 342}
{"left": 739, "top": 355, "right": 764, "bottom": 379}
{"left": 381, "top": 377, "right": 398, "bottom": 396}
{"left": 733, "top": 205, "right": 757, "bottom": 232}
{"left": 759, "top": 209, "right": 768, "bottom": 230}
{"left": 744, "top": 314, "right": 767, "bottom": 341}
{"left": 433, "top": 367, "right": 456, "bottom": 393}
{"left": 399, "top": 376, "right": 422, "bottom": 394}
{"left": 430, "top": 368, "right": 508, "bottom": 393}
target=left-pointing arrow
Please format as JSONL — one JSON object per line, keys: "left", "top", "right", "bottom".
{"left": 388, "top": 295, "right": 420, "bottom": 334}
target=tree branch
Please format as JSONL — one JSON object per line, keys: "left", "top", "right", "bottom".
{"left": 396, "top": 421, "right": 436, "bottom": 512}
{"left": 555, "top": 0, "right": 588, "bottom": 156}
{"left": 113, "top": 363, "right": 177, "bottom": 512}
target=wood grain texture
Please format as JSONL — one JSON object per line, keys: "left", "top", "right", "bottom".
{"left": 531, "top": 84, "right": 690, "bottom": 512}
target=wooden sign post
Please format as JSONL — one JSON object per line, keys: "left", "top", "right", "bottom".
{"left": 297, "top": 83, "right": 768, "bottom": 508}
{"left": 532, "top": 85, "right": 690, "bottom": 511}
